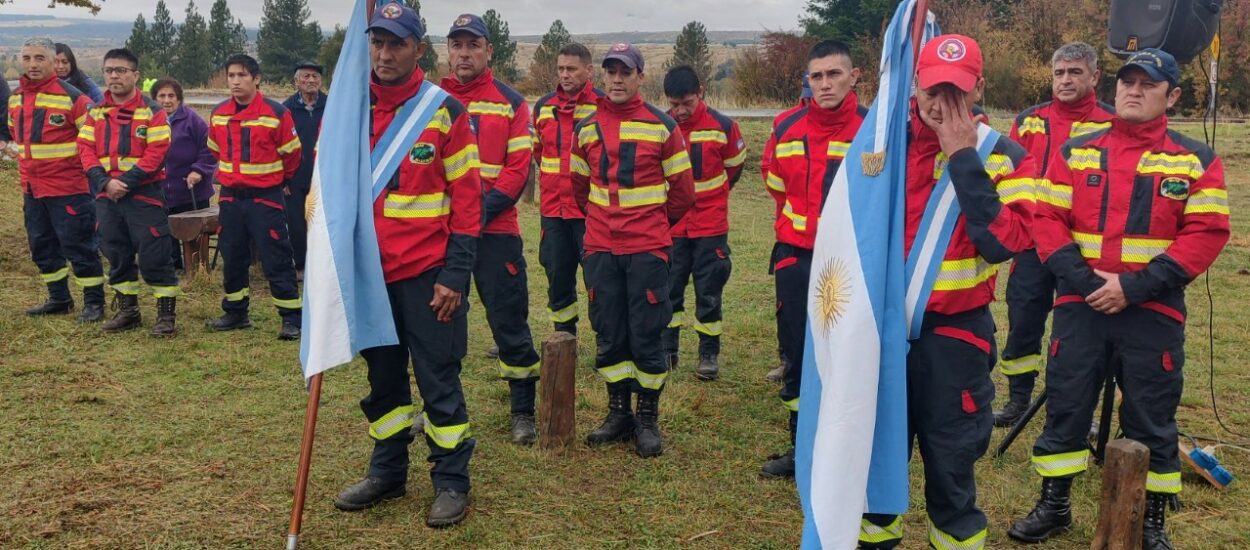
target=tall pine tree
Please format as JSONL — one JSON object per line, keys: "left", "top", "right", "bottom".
{"left": 666, "top": 21, "right": 714, "bottom": 85}
{"left": 208, "top": 0, "right": 249, "bottom": 70}
{"left": 149, "top": 0, "right": 178, "bottom": 77}
{"left": 317, "top": 26, "right": 346, "bottom": 85}
{"left": 173, "top": 0, "right": 214, "bottom": 86}
{"left": 257, "top": 0, "right": 324, "bottom": 77}
{"left": 125, "top": 14, "right": 150, "bottom": 60}
{"left": 483, "top": 9, "right": 519, "bottom": 82}
{"left": 801, "top": 0, "right": 898, "bottom": 41}
{"left": 528, "top": 20, "right": 573, "bottom": 93}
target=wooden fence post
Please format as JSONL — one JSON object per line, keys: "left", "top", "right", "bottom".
{"left": 539, "top": 331, "right": 578, "bottom": 451}
{"left": 1091, "top": 438, "right": 1151, "bottom": 550}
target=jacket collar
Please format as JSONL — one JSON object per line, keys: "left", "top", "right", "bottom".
{"left": 598, "top": 93, "right": 645, "bottom": 116}
{"left": 440, "top": 68, "right": 494, "bottom": 96}
{"left": 555, "top": 79, "right": 596, "bottom": 107}
{"left": 1111, "top": 114, "right": 1168, "bottom": 145}
{"left": 100, "top": 89, "right": 144, "bottom": 111}
{"left": 286, "top": 90, "right": 327, "bottom": 111}
{"left": 223, "top": 90, "right": 269, "bottom": 117}
{"left": 18, "top": 74, "right": 61, "bottom": 94}
{"left": 371, "top": 67, "right": 426, "bottom": 112}
{"left": 806, "top": 91, "right": 860, "bottom": 132}
{"left": 1051, "top": 91, "right": 1099, "bottom": 120}
{"left": 676, "top": 100, "right": 708, "bottom": 134}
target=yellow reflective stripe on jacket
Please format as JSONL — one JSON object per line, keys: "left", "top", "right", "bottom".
{"left": 782, "top": 200, "right": 807, "bottom": 231}
{"left": 589, "top": 184, "right": 611, "bottom": 206}
{"left": 1069, "top": 121, "right": 1110, "bottom": 137}
{"left": 578, "top": 124, "right": 600, "bottom": 147}
{"left": 983, "top": 153, "right": 1014, "bottom": 179}
{"left": 1146, "top": 471, "right": 1182, "bottom": 494}
{"left": 34, "top": 93, "right": 73, "bottom": 110}
{"left": 765, "top": 171, "right": 785, "bottom": 193}
{"left": 569, "top": 153, "right": 591, "bottom": 177}
{"left": 695, "top": 173, "right": 727, "bottom": 193}
{"left": 240, "top": 116, "right": 281, "bottom": 129}
{"left": 634, "top": 369, "right": 669, "bottom": 390}
{"left": 827, "top": 141, "right": 850, "bottom": 158}
{"left": 775, "top": 140, "right": 805, "bottom": 158}
{"left": 929, "top": 521, "right": 986, "bottom": 550}
{"left": 101, "top": 157, "right": 143, "bottom": 172}
{"left": 152, "top": 285, "right": 183, "bottom": 298}
{"left": 932, "top": 257, "right": 998, "bottom": 292}
{"left": 506, "top": 135, "right": 530, "bottom": 153}
{"left": 75, "top": 275, "right": 105, "bottom": 287}
{"left": 79, "top": 125, "right": 97, "bottom": 142}
{"left": 211, "top": 115, "right": 233, "bottom": 126}
{"left": 145, "top": 125, "right": 172, "bottom": 143}
{"left": 662, "top": 151, "right": 693, "bottom": 178}
{"left": 1073, "top": 231, "right": 1103, "bottom": 259}
{"left": 996, "top": 177, "right": 1036, "bottom": 205}
{"left": 689, "top": 130, "right": 727, "bottom": 144}
{"left": 782, "top": 396, "right": 799, "bottom": 412}
{"left": 382, "top": 192, "right": 450, "bottom": 218}
{"left": 278, "top": 137, "right": 301, "bottom": 155}
{"left": 540, "top": 156, "right": 562, "bottom": 174}
{"left": 219, "top": 160, "right": 284, "bottom": 175}
{"left": 620, "top": 121, "right": 668, "bottom": 143}
{"left": 1032, "top": 449, "right": 1090, "bottom": 477}
{"left": 724, "top": 148, "right": 747, "bottom": 168}
{"left": 1036, "top": 179, "right": 1072, "bottom": 209}
{"left": 668, "top": 310, "right": 686, "bottom": 328}
{"left": 574, "top": 104, "right": 597, "bottom": 119}
{"left": 207, "top": 138, "right": 220, "bottom": 152}
{"left": 40, "top": 266, "right": 70, "bottom": 283}
{"left": 113, "top": 280, "right": 142, "bottom": 295}
{"left": 1067, "top": 147, "right": 1103, "bottom": 171}
{"left": 1184, "top": 188, "right": 1229, "bottom": 215}
{"left": 597, "top": 361, "right": 636, "bottom": 383}
{"left": 273, "top": 296, "right": 301, "bottom": 309}
{"left": 535, "top": 106, "right": 556, "bottom": 122}
{"left": 224, "top": 287, "right": 250, "bottom": 301}
{"left": 480, "top": 162, "right": 503, "bottom": 179}
{"left": 370, "top": 405, "right": 415, "bottom": 440}
{"left": 548, "top": 303, "right": 578, "bottom": 323}
{"left": 27, "top": 142, "right": 79, "bottom": 160}
{"left": 1000, "top": 353, "right": 1043, "bottom": 376}
{"left": 693, "top": 319, "right": 723, "bottom": 336}
{"left": 859, "top": 517, "right": 904, "bottom": 544}
{"left": 423, "top": 413, "right": 472, "bottom": 449}
{"left": 468, "top": 101, "right": 513, "bottom": 118}
{"left": 1138, "top": 152, "right": 1204, "bottom": 179}
{"left": 498, "top": 359, "right": 541, "bottom": 380}
{"left": 7, "top": 95, "right": 21, "bottom": 109}
{"left": 430, "top": 108, "right": 453, "bottom": 134}
{"left": 1017, "top": 116, "right": 1046, "bottom": 136}
{"left": 618, "top": 183, "right": 668, "bottom": 208}
{"left": 1121, "top": 237, "right": 1172, "bottom": 264}
{"left": 442, "top": 144, "right": 480, "bottom": 180}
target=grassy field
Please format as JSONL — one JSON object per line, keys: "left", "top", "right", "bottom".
{"left": 1, "top": 116, "right": 1248, "bottom": 549}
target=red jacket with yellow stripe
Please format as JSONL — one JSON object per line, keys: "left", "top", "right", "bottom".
{"left": 8, "top": 76, "right": 93, "bottom": 198}
{"left": 570, "top": 94, "right": 696, "bottom": 255}
{"left": 442, "top": 69, "right": 531, "bottom": 235}
{"left": 1034, "top": 115, "right": 1229, "bottom": 316}
{"left": 669, "top": 101, "right": 746, "bottom": 238}
{"left": 906, "top": 105, "right": 1037, "bottom": 315}
{"left": 78, "top": 91, "right": 171, "bottom": 197}
{"left": 208, "top": 91, "right": 301, "bottom": 188}
{"left": 533, "top": 81, "right": 604, "bottom": 220}
{"left": 1010, "top": 92, "right": 1115, "bottom": 180}
{"left": 372, "top": 69, "right": 482, "bottom": 290}
{"left": 762, "top": 92, "right": 866, "bottom": 250}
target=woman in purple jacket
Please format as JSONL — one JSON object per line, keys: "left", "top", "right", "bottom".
{"left": 152, "top": 79, "right": 217, "bottom": 268}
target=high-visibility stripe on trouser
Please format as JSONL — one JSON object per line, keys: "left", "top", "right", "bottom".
{"left": 667, "top": 310, "right": 686, "bottom": 329}
{"left": 75, "top": 276, "right": 106, "bottom": 287}
{"left": 152, "top": 285, "right": 183, "bottom": 298}
{"left": 782, "top": 397, "right": 799, "bottom": 412}
{"left": 423, "top": 412, "right": 472, "bottom": 450}
{"left": 1000, "top": 353, "right": 1042, "bottom": 376}
{"left": 693, "top": 319, "right": 723, "bottom": 336}
{"left": 370, "top": 404, "right": 416, "bottom": 440}
{"left": 112, "top": 280, "right": 142, "bottom": 295}
{"left": 548, "top": 303, "right": 578, "bottom": 323}
{"left": 635, "top": 368, "right": 669, "bottom": 390}
{"left": 273, "top": 296, "right": 302, "bottom": 309}
{"left": 225, "top": 288, "right": 250, "bottom": 301}
{"left": 597, "top": 361, "right": 636, "bottom": 383}
{"left": 1032, "top": 449, "right": 1090, "bottom": 477}
{"left": 929, "top": 521, "right": 986, "bottom": 550}
{"left": 859, "top": 516, "right": 904, "bottom": 544}
{"left": 41, "top": 266, "right": 69, "bottom": 283}
{"left": 1147, "top": 471, "right": 1182, "bottom": 494}
{"left": 499, "top": 359, "right": 540, "bottom": 380}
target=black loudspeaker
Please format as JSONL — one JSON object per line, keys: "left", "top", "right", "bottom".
{"left": 1108, "top": 0, "right": 1224, "bottom": 64}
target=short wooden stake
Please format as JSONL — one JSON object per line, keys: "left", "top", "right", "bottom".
{"left": 1091, "top": 438, "right": 1151, "bottom": 550}
{"left": 539, "top": 331, "right": 578, "bottom": 451}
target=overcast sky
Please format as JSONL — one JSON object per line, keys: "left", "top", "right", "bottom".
{"left": 5, "top": 0, "right": 808, "bottom": 35}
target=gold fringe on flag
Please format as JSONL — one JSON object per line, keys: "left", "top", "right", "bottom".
{"left": 862, "top": 151, "right": 886, "bottom": 176}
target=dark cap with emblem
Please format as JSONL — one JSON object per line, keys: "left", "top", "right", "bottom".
{"left": 1116, "top": 48, "right": 1181, "bottom": 87}
{"left": 367, "top": 1, "right": 425, "bottom": 40}
{"left": 603, "top": 42, "right": 645, "bottom": 72}
{"left": 447, "top": 13, "right": 490, "bottom": 39}
{"left": 294, "top": 61, "right": 324, "bottom": 75}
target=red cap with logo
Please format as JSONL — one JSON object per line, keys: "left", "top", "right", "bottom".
{"left": 916, "top": 34, "right": 983, "bottom": 92}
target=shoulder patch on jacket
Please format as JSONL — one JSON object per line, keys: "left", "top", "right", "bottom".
{"left": 1014, "top": 101, "right": 1048, "bottom": 126}
{"left": 263, "top": 97, "right": 289, "bottom": 117}
{"left": 441, "top": 95, "right": 468, "bottom": 120}
{"left": 992, "top": 132, "right": 1029, "bottom": 165}
{"left": 1059, "top": 128, "right": 1111, "bottom": 159}
{"left": 493, "top": 79, "right": 526, "bottom": 109}
{"left": 141, "top": 95, "right": 162, "bottom": 112}
{"left": 644, "top": 103, "right": 679, "bottom": 132}
{"left": 707, "top": 107, "right": 735, "bottom": 134}
{"left": 856, "top": 104, "right": 869, "bottom": 118}
{"left": 1167, "top": 130, "right": 1218, "bottom": 168}
{"left": 211, "top": 98, "right": 233, "bottom": 115}
{"left": 572, "top": 114, "right": 598, "bottom": 136}
{"left": 773, "top": 107, "right": 809, "bottom": 141}
{"left": 534, "top": 92, "right": 556, "bottom": 112}
{"left": 592, "top": 87, "right": 607, "bottom": 98}
{"left": 1096, "top": 101, "right": 1116, "bottom": 116}
{"left": 57, "top": 79, "right": 85, "bottom": 104}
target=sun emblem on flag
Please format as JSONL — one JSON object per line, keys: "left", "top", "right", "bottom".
{"left": 815, "top": 258, "right": 851, "bottom": 335}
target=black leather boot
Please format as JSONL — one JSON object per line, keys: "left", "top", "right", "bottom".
{"left": 696, "top": 354, "right": 720, "bottom": 381}
{"left": 151, "top": 297, "right": 176, "bottom": 337}
{"left": 586, "top": 382, "right": 635, "bottom": 446}
{"left": 1142, "top": 492, "right": 1176, "bottom": 550}
{"left": 634, "top": 391, "right": 663, "bottom": 458}
{"left": 993, "top": 399, "right": 1029, "bottom": 427}
{"left": 761, "top": 412, "right": 798, "bottom": 478}
{"left": 426, "top": 488, "right": 470, "bottom": 527}
{"left": 1008, "top": 477, "right": 1074, "bottom": 543}
{"left": 334, "top": 476, "right": 406, "bottom": 511}
{"left": 207, "top": 310, "right": 252, "bottom": 331}
{"left": 102, "top": 292, "right": 141, "bottom": 333}
{"left": 26, "top": 297, "right": 74, "bottom": 316}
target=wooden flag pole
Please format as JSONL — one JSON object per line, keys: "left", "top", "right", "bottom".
{"left": 912, "top": 0, "right": 931, "bottom": 60}
{"left": 286, "top": 373, "right": 324, "bottom": 550}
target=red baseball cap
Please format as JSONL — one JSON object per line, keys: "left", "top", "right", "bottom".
{"left": 916, "top": 34, "right": 983, "bottom": 92}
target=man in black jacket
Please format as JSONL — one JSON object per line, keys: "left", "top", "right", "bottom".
{"left": 282, "top": 61, "right": 327, "bottom": 274}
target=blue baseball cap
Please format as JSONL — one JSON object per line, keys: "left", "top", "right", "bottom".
{"left": 368, "top": 2, "right": 425, "bottom": 40}
{"left": 447, "top": 13, "right": 489, "bottom": 39}
{"left": 603, "top": 42, "right": 645, "bottom": 72}
{"left": 1117, "top": 48, "right": 1180, "bottom": 87}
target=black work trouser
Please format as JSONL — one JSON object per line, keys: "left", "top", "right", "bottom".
{"left": 473, "top": 233, "right": 541, "bottom": 414}
{"left": 358, "top": 270, "right": 474, "bottom": 492}
{"left": 23, "top": 192, "right": 104, "bottom": 304}
{"left": 284, "top": 186, "right": 308, "bottom": 271}
{"left": 773, "top": 243, "right": 813, "bottom": 417}
{"left": 97, "top": 185, "right": 179, "bottom": 296}
{"left": 861, "top": 307, "right": 997, "bottom": 548}
{"left": 1031, "top": 299, "right": 1184, "bottom": 495}
{"left": 1000, "top": 249, "right": 1055, "bottom": 399}
{"left": 538, "top": 216, "right": 584, "bottom": 333}
{"left": 662, "top": 234, "right": 732, "bottom": 357}
{"left": 583, "top": 250, "right": 672, "bottom": 395}
{"left": 217, "top": 186, "right": 300, "bottom": 322}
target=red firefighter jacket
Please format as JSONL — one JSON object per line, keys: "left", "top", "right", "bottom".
{"left": 1035, "top": 115, "right": 1229, "bottom": 317}
{"left": 762, "top": 92, "right": 866, "bottom": 250}
{"left": 533, "top": 80, "right": 603, "bottom": 220}
{"left": 441, "top": 69, "right": 531, "bottom": 235}
{"left": 371, "top": 68, "right": 482, "bottom": 290}
{"left": 207, "top": 91, "right": 302, "bottom": 188}
{"left": 1011, "top": 92, "right": 1115, "bottom": 178}
{"left": 570, "top": 94, "right": 696, "bottom": 256}
{"left": 78, "top": 91, "right": 172, "bottom": 198}
{"left": 8, "top": 76, "right": 92, "bottom": 198}
{"left": 905, "top": 102, "right": 1037, "bottom": 315}
{"left": 669, "top": 100, "right": 746, "bottom": 238}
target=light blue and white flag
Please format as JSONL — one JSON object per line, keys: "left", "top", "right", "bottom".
{"left": 795, "top": 0, "right": 937, "bottom": 547}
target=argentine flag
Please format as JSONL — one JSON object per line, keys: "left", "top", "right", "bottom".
{"left": 300, "top": 0, "right": 399, "bottom": 378}
{"left": 795, "top": 0, "right": 937, "bottom": 547}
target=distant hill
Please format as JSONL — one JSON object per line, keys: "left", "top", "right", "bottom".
{"left": 513, "top": 30, "right": 762, "bottom": 46}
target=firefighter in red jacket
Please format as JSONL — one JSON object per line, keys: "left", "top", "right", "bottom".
{"left": 858, "top": 35, "right": 1037, "bottom": 550}
{"left": 533, "top": 42, "right": 603, "bottom": 336}
{"left": 993, "top": 42, "right": 1116, "bottom": 427}
{"left": 78, "top": 48, "right": 178, "bottom": 337}
{"left": 759, "top": 40, "right": 866, "bottom": 479}
{"left": 1011, "top": 49, "right": 1229, "bottom": 550}
{"left": 9, "top": 37, "right": 105, "bottom": 321}
{"left": 333, "top": 3, "right": 479, "bottom": 527}
{"left": 570, "top": 43, "right": 695, "bottom": 458}
{"left": 205, "top": 54, "right": 303, "bottom": 340}
{"left": 440, "top": 13, "right": 542, "bottom": 446}
{"left": 660, "top": 65, "right": 746, "bottom": 381}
